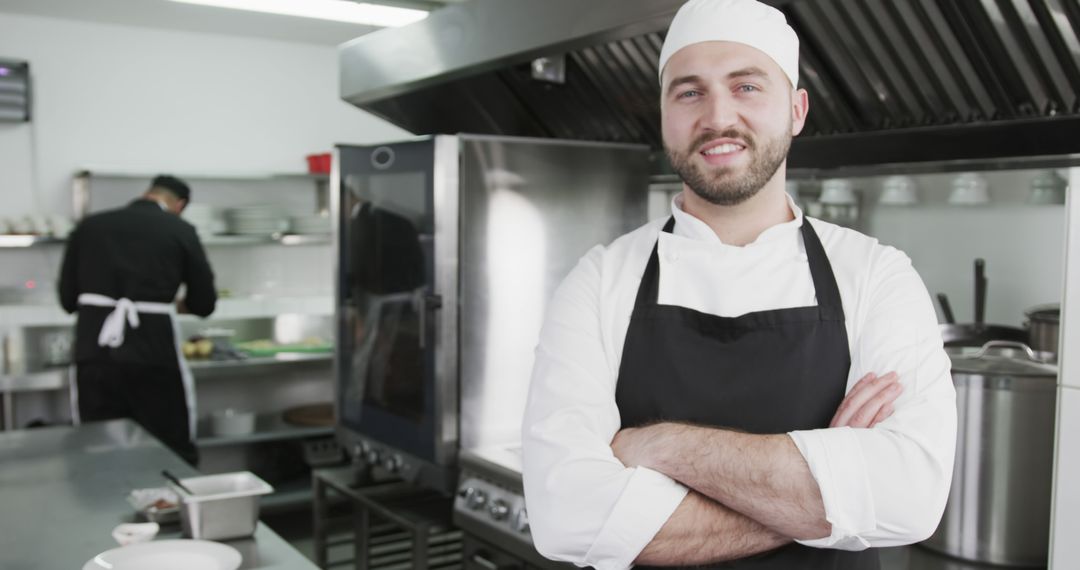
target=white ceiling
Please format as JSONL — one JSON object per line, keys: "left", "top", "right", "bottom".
{"left": 0, "top": 0, "right": 463, "bottom": 46}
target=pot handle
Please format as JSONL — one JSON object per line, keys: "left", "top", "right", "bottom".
{"left": 973, "top": 340, "right": 1040, "bottom": 361}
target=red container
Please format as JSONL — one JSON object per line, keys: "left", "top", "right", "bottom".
{"left": 305, "top": 153, "right": 331, "bottom": 174}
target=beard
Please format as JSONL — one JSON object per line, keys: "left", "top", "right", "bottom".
{"left": 665, "top": 126, "right": 792, "bottom": 206}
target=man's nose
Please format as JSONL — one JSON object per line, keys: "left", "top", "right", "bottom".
{"left": 700, "top": 94, "right": 738, "bottom": 131}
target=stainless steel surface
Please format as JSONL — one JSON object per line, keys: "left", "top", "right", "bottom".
{"left": 339, "top": 0, "right": 1080, "bottom": 153}
{"left": 433, "top": 134, "right": 461, "bottom": 467}
{"left": 339, "top": 0, "right": 683, "bottom": 105}
{"left": 0, "top": 419, "right": 317, "bottom": 569}
{"left": 1025, "top": 303, "right": 1062, "bottom": 355}
{"left": 925, "top": 343, "right": 1058, "bottom": 566}
{"left": 334, "top": 135, "right": 647, "bottom": 495}
{"left": 458, "top": 135, "right": 649, "bottom": 451}
{"left": 879, "top": 544, "right": 1043, "bottom": 570}
{"left": 453, "top": 450, "right": 571, "bottom": 570}
{"left": 1050, "top": 165, "right": 1080, "bottom": 569}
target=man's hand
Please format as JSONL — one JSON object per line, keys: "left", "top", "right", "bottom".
{"left": 830, "top": 372, "right": 902, "bottom": 428}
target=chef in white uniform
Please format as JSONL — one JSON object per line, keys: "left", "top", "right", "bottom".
{"left": 521, "top": 1, "right": 956, "bottom": 568}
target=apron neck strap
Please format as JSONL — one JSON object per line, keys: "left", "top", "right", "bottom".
{"left": 634, "top": 216, "right": 843, "bottom": 310}
{"left": 799, "top": 219, "right": 843, "bottom": 309}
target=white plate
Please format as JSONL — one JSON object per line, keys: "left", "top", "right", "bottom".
{"left": 82, "top": 539, "right": 241, "bottom": 570}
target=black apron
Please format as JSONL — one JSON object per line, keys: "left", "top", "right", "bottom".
{"left": 615, "top": 217, "right": 879, "bottom": 569}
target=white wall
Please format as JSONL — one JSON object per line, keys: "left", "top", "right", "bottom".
{"left": 0, "top": 10, "right": 410, "bottom": 300}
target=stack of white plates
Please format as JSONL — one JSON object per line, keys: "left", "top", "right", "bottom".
{"left": 182, "top": 204, "right": 221, "bottom": 237}
{"left": 225, "top": 206, "right": 288, "bottom": 235}
{"left": 290, "top": 214, "right": 331, "bottom": 235}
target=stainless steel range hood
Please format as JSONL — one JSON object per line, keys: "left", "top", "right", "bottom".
{"left": 340, "top": 0, "right": 1080, "bottom": 168}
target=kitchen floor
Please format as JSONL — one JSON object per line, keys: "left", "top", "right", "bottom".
{"left": 266, "top": 508, "right": 1043, "bottom": 570}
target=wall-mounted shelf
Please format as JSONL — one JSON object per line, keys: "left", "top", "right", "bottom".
{"left": 0, "top": 235, "right": 66, "bottom": 248}
{"left": 196, "top": 411, "right": 333, "bottom": 447}
{"left": 186, "top": 352, "right": 332, "bottom": 378}
{"left": 0, "top": 233, "right": 331, "bottom": 249}
{"left": 73, "top": 169, "right": 331, "bottom": 220}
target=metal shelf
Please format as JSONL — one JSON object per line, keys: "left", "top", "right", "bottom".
{"left": 186, "top": 351, "right": 332, "bottom": 372}
{"left": 0, "top": 235, "right": 66, "bottom": 248}
{"left": 0, "top": 234, "right": 330, "bottom": 248}
{"left": 196, "top": 411, "right": 333, "bottom": 447}
{"left": 201, "top": 234, "right": 330, "bottom": 246}
{"left": 76, "top": 169, "right": 329, "bottom": 182}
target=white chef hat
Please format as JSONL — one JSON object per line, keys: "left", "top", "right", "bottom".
{"left": 658, "top": 0, "right": 800, "bottom": 88}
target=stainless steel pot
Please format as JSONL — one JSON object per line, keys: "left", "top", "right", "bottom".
{"left": 1024, "top": 304, "right": 1060, "bottom": 356}
{"left": 923, "top": 341, "right": 1058, "bottom": 566}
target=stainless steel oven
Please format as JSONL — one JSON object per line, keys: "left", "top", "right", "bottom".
{"left": 333, "top": 134, "right": 649, "bottom": 494}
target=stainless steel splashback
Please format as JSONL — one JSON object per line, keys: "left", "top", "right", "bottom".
{"left": 456, "top": 135, "right": 650, "bottom": 451}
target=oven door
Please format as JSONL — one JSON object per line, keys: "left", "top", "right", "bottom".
{"left": 334, "top": 138, "right": 456, "bottom": 468}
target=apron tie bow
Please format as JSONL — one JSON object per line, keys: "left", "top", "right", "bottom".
{"left": 98, "top": 297, "right": 141, "bottom": 348}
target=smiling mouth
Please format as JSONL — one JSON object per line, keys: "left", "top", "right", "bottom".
{"left": 701, "top": 143, "right": 745, "bottom": 156}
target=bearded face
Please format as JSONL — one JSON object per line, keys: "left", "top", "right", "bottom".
{"left": 664, "top": 122, "right": 792, "bottom": 207}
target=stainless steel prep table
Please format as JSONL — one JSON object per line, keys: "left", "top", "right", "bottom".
{"left": 0, "top": 418, "right": 317, "bottom": 570}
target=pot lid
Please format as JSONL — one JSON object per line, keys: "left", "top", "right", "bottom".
{"left": 948, "top": 342, "right": 1058, "bottom": 377}
{"left": 1025, "top": 303, "right": 1061, "bottom": 323}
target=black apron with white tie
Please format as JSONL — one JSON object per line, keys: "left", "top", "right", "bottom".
{"left": 615, "top": 217, "right": 879, "bottom": 569}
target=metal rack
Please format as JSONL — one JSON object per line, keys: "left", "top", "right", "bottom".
{"left": 313, "top": 466, "right": 463, "bottom": 570}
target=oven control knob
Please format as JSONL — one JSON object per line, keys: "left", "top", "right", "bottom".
{"left": 467, "top": 490, "right": 488, "bottom": 511}
{"left": 365, "top": 449, "right": 381, "bottom": 466}
{"left": 458, "top": 487, "right": 476, "bottom": 501}
{"left": 382, "top": 454, "right": 403, "bottom": 473}
{"left": 488, "top": 499, "right": 510, "bottom": 521}
{"left": 512, "top": 508, "right": 530, "bottom": 533}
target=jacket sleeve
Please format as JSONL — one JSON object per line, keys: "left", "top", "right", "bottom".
{"left": 180, "top": 226, "right": 217, "bottom": 317}
{"left": 522, "top": 246, "right": 688, "bottom": 570}
{"left": 57, "top": 226, "right": 80, "bottom": 314}
{"left": 788, "top": 248, "right": 956, "bottom": 550}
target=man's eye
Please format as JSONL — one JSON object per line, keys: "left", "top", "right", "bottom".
{"left": 677, "top": 90, "right": 701, "bottom": 99}
{"left": 737, "top": 84, "right": 760, "bottom": 93}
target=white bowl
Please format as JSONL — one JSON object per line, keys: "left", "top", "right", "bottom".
{"left": 111, "top": 522, "right": 159, "bottom": 546}
{"left": 209, "top": 409, "right": 256, "bottom": 437}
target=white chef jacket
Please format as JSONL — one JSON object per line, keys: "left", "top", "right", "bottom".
{"left": 521, "top": 195, "right": 957, "bottom": 570}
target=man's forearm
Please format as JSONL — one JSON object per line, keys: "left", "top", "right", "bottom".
{"left": 644, "top": 424, "right": 830, "bottom": 540}
{"left": 637, "top": 490, "right": 790, "bottom": 566}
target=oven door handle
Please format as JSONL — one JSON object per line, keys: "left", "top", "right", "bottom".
{"left": 418, "top": 293, "right": 442, "bottom": 349}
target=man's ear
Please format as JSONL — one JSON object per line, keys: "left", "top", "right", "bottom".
{"left": 791, "top": 88, "right": 809, "bottom": 137}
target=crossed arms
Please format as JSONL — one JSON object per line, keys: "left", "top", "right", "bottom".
{"left": 612, "top": 372, "right": 900, "bottom": 566}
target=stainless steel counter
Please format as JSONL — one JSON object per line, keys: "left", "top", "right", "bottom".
{"left": 0, "top": 419, "right": 318, "bottom": 570}
{"left": 879, "top": 544, "right": 1045, "bottom": 570}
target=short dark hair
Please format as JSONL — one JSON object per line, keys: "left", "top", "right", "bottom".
{"left": 150, "top": 175, "right": 191, "bottom": 202}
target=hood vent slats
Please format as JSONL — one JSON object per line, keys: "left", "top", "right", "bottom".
{"left": 342, "top": 0, "right": 1080, "bottom": 158}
